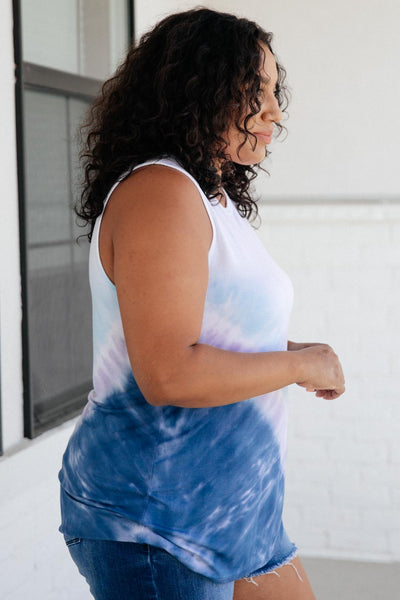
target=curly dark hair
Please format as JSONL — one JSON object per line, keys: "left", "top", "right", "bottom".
{"left": 76, "top": 7, "right": 290, "bottom": 241}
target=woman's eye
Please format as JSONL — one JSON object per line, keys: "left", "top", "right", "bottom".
{"left": 274, "top": 86, "right": 281, "bottom": 98}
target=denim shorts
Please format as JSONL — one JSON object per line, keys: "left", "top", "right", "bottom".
{"left": 64, "top": 532, "right": 298, "bottom": 600}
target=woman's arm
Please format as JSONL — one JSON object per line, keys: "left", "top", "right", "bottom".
{"left": 109, "top": 166, "right": 344, "bottom": 408}
{"left": 287, "top": 340, "right": 324, "bottom": 351}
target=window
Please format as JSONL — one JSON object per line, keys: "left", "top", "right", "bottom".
{"left": 13, "top": 0, "right": 134, "bottom": 437}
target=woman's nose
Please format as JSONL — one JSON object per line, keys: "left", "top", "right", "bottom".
{"left": 262, "top": 94, "right": 283, "bottom": 124}
{"left": 273, "top": 102, "right": 283, "bottom": 123}
{"left": 271, "top": 99, "right": 283, "bottom": 123}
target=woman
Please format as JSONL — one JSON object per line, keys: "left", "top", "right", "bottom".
{"left": 59, "top": 8, "right": 345, "bottom": 600}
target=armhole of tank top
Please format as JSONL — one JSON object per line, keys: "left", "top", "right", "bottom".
{"left": 93, "top": 159, "right": 216, "bottom": 289}
{"left": 93, "top": 174, "right": 130, "bottom": 290}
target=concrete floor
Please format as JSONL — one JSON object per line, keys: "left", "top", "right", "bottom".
{"left": 301, "top": 557, "right": 400, "bottom": 600}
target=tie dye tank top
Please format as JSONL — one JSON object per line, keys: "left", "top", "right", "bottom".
{"left": 58, "top": 156, "right": 295, "bottom": 582}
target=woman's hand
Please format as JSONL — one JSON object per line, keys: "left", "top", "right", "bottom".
{"left": 289, "top": 341, "right": 345, "bottom": 400}
{"left": 287, "top": 340, "right": 325, "bottom": 352}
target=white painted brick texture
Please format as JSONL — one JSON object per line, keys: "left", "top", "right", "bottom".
{"left": 258, "top": 202, "right": 400, "bottom": 562}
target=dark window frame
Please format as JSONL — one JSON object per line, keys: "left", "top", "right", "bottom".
{"left": 12, "top": 0, "right": 135, "bottom": 439}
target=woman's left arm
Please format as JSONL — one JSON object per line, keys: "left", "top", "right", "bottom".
{"left": 287, "top": 340, "right": 325, "bottom": 351}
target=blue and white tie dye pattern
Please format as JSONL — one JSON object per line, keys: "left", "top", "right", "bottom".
{"left": 58, "top": 157, "right": 296, "bottom": 582}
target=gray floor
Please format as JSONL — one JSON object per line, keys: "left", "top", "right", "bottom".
{"left": 301, "top": 557, "right": 400, "bottom": 600}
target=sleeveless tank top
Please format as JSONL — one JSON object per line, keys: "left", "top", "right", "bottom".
{"left": 58, "top": 156, "right": 295, "bottom": 582}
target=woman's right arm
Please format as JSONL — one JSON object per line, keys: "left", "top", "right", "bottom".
{"left": 109, "top": 165, "right": 345, "bottom": 408}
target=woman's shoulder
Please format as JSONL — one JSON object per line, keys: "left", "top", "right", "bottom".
{"left": 104, "top": 161, "right": 213, "bottom": 251}
{"left": 107, "top": 162, "right": 202, "bottom": 219}
{"left": 125, "top": 160, "right": 197, "bottom": 194}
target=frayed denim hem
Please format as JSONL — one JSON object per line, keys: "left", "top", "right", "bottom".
{"left": 242, "top": 544, "right": 300, "bottom": 587}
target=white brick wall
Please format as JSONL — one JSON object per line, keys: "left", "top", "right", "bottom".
{"left": 257, "top": 202, "right": 400, "bottom": 562}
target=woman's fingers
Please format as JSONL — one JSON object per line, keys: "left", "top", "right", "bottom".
{"left": 315, "top": 389, "right": 342, "bottom": 400}
{"left": 303, "top": 387, "right": 344, "bottom": 399}
{"left": 298, "top": 381, "right": 345, "bottom": 399}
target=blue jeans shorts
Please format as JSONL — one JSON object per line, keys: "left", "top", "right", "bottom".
{"left": 64, "top": 532, "right": 298, "bottom": 600}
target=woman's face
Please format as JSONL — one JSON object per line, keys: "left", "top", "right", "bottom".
{"left": 223, "top": 44, "right": 283, "bottom": 166}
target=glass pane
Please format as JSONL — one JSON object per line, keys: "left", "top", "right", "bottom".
{"left": 28, "top": 254, "right": 74, "bottom": 403}
{"left": 110, "top": 0, "right": 131, "bottom": 72}
{"left": 70, "top": 259, "right": 93, "bottom": 385}
{"left": 68, "top": 98, "right": 93, "bottom": 387}
{"left": 69, "top": 97, "right": 91, "bottom": 242}
{"left": 24, "top": 89, "right": 93, "bottom": 425}
{"left": 23, "top": 90, "right": 71, "bottom": 245}
{"left": 21, "top": 0, "right": 129, "bottom": 79}
{"left": 79, "top": 0, "right": 111, "bottom": 79}
{"left": 21, "top": 0, "right": 79, "bottom": 74}
{"left": 28, "top": 247, "right": 92, "bottom": 405}
{"left": 29, "top": 245, "right": 72, "bottom": 272}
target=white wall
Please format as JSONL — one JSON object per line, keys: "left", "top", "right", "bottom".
{"left": 0, "top": 0, "right": 24, "bottom": 451}
{"left": 135, "top": 0, "right": 400, "bottom": 200}
{"left": 0, "top": 1, "right": 399, "bottom": 599}
{"left": 257, "top": 202, "right": 400, "bottom": 562}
